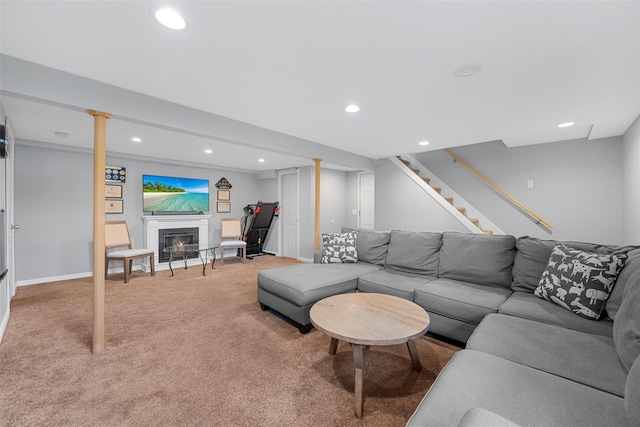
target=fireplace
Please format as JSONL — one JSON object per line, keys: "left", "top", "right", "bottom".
{"left": 142, "top": 214, "right": 211, "bottom": 272}
{"left": 158, "top": 227, "right": 199, "bottom": 263}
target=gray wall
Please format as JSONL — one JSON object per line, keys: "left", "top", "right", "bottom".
{"left": 623, "top": 115, "right": 640, "bottom": 245}
{"left": 14, "top": 142, "right": 274, "bottom": 283}
{"left": 375, "top": 158, "right": 469, "bottom": 233}
{"left": 414, "top": 137, "right": 624, "bottom": 244}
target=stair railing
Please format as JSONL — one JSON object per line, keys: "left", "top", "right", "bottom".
{"left": 444, "top": 148, "right": 553, "bottom": 231}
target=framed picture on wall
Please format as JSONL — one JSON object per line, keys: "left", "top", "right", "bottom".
{"left": 106, "top": 166, "right": 126, "bottom": 183}
{"left": 105, "top": 184, "right": 122, "bottom": 198}
{"left": 216, "top": 201, "right": 231, "bottom": 213}
{"left": 106, "top": 200, "right": 124, "bottom": 214}
{"left": 217, "top": 190, "right": 230, "bottom": 201}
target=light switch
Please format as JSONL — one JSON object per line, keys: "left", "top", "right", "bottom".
{"left": 352, "top": 210, "right": 358, "bottom": 215}
{"left": 527, "top": 180, "right": 535, "bottom": 189}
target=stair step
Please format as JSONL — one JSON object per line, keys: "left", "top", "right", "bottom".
{"left": 483, "top": 230, "right": 494, "bottom": 235}
{"left": 445, "top": 197, "right": 453, "bottom": 204}
{"left": 469, "top": 218, "right": 480, "bottom": 225}
{"left": 410, "top": 167, "right": 420, "bottom": 174}
{"left": 421, "top": 177, "right": 431, "bottom": 184}
{"left": 431, "top": 186, "right": 442, "bottom": 194}
{"left": 399, "top": 157, "right": 411, "bottom": 166}
{"left": 456, "top": 207, "right": 466, "bottom": 215}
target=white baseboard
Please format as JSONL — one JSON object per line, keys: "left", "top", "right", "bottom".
{"left": 17, "top": 271, "right": 94, "bottom": 287}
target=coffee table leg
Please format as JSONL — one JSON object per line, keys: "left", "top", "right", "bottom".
{"left": 406, "top": 339, "right": 422, "bottom": 371}
{"left": 329, "top": 337, "right": 339, "bottom": 355}
{"left": 353, "top": 344, "right": 368, "bottom": 419}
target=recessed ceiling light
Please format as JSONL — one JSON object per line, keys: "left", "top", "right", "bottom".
{"left": 131, "top": 137, "right": 142, "bottom": 142}
{"left": 418, "top": 141, "right": 430, "bottom": 146}
{"left": 345, "top": 104, "right": 360, "bottom": 113}
{"left": 258, "top": 158, "right": 265, "bottom": 163}
{"left": 155, "top": 8, "right": 186, "bottom": 30}
{"left": 54, "top": 131, "right": 69, "bottom": 138}
{"left": 453, "top": 63, "right": 483, "bottom": 78}
{"left": 204, "top": 149, "right": 213, "bottom": 154}
{"left": 557, "top": 122, "right": 575, "bottom": 128}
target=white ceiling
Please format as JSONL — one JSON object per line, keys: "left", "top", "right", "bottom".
{"left": 1, "top": 1, "right": 639, "bottom": 172}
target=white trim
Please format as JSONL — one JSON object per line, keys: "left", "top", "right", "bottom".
{"left": 0, "top": 303, "right": 9, "bottom": 343}
{"left": 17, "top": 271, "right": 94, "bottom": 286}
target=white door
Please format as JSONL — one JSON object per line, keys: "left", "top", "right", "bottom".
{"left": 359, "top": 173, "right": 375, "bottom": 229}
{"left": 281, "top": 172, "right": 299, "bottom": 259}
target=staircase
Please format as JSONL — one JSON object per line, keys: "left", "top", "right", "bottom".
{"left": 393, "top": 155, "right": 503, "bottom": 235}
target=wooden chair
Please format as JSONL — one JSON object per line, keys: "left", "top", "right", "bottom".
{"left": 219, "top": 218, "right": 247, "bottom": 266}
{"left": 105, "top": 220, "right": 155, "bottom": 283}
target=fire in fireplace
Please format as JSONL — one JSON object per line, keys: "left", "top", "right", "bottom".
{"left": 158, "top": 228, "right": 199, "bottom": 263}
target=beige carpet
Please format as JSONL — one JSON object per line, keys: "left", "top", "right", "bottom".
{"left": 0, "top": 256, "right": 459, "bottom": 426}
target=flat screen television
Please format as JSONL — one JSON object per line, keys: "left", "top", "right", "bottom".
{"left": 143, "top": 174, "right": 210, "bottom": 213}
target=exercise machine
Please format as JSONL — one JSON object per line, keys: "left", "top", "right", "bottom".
{"left": 242, "top": 201, "right": 279, "bottom": 258}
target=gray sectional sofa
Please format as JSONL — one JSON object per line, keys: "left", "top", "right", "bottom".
{"left": 257, "top": 229, "right": 640, "bottom": 427}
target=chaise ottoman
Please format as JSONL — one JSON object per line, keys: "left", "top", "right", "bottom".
{"left": 257, "top": 263, "right": 381, "bottom": 332}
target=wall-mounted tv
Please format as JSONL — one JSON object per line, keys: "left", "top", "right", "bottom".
{"left": 143, "top": 174, "right": 210, "bottom": 213}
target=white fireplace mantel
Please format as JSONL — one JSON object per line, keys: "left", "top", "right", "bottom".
{"left": 142, "top": 215, "right": 211, "bottom": 272}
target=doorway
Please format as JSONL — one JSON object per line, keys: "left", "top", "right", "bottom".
{"left": 358, "top": 172, "right": 374, "bottom": 229}
{"left": 279, "top": 170, "right": 299, "bottom": 259}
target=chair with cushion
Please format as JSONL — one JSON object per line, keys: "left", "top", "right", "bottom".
{"left": 105, "top": 220, "right": 155, "bottom": 283}
{"left": 219, "top": 218, "right": 247, "bottom": 266}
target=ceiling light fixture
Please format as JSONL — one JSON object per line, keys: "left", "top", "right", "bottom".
{"left": 557, "top": 122, "right": 575, "bottom": 128}
{"left": 345, "top": 104, "right": 360, "bottom": 113}
{"left": 258, "top": 158, "right": 265, "bottom": 163}
{"left": 54, "top": 131, "right": 69, "bottom": 138}
{"left": 131, "top": 137, "right": 142, "bottom": 142}
{"left": 204, "top": 149, "right": 213, "bottom": 154}
{"left": 155, "top": 8, "right": 186, "bottom": 30}
{"left": 418, "top": 141, "right": 430, "bottom": 146}
{"left": 453, "top": 63, "right": 483, "bottom": 78}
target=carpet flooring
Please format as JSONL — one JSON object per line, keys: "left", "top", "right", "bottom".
{"left": 0, "top": 256, "right": 459, "bottom": 426}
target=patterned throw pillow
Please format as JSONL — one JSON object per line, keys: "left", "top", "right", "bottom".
{"left": 321, "top": 232, "right": 358, "bottom": 264}
{"left": 534, "top": 245, "right": 627, "bottom": 320}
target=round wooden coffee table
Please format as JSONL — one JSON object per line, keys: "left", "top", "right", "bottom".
{"left": 310, "top": 292, "right": 430, "bottom": 418}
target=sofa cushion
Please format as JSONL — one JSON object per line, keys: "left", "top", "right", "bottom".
{"left": 385, "top": 230, "right": 442, "bottom": 275}
{"left": 512, "top": 236, "right": 628, "bottom": 293}
{"left": 257, "top": 263, "right": 380, "bottom": 306}
{"left": 613, "top": 268, "right": 640, "bottom": 371}
{"left": 406, "top": 350, "right": 629, "bottom": 427}
{"left": 438, "top": 232, "right": 516, "bottom": 288}
{"left": 357, "top": 269, "right": 436, "bottom": 300}
{"left": 467, "top": 314, "right": 627, "bottom": 396}
{"left": 353, "top": 229, "right": 390, "bottom": 265}
{"left": 320, "top": 232, "right": 357, "bottom": 263}
{"left": 413, "top": 278, "right": 512, "bottom": 326}
{"left": 533, "top": 245, "right": 627, "bottom": 320}
{"left": 499, "top": 291, "right": 614, "bottom": 336}
{"left": 607, "top": 248, "right": 640, "bottom": 320}
{"left": 457, "top": 408, "right": 522, "bottom": 427}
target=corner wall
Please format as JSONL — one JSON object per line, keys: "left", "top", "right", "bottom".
{"left": 623, "top": 115, "right": 640, "bottom": 245}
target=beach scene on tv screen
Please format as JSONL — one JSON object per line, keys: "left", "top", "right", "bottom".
{"left": 143, "top": 175, "right": 209, "bottom": 212}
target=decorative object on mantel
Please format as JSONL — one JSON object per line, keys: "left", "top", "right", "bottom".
{"left": 105, "top": 184, "right": 122, "bottom": 199}
{"left": 217, "top": 201, "right": 231, "bottom": 213}
{"left": 106, "top": 200, "right": 124, "bottom": 214}
{"left": 106, "top": 166, "right": 126, "bottom": 183}
{"left": 215, "top": 177, "right": 232, "bottom": 189}
{"left": 217, "top": 190, "right": 230, "bottom": 201}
